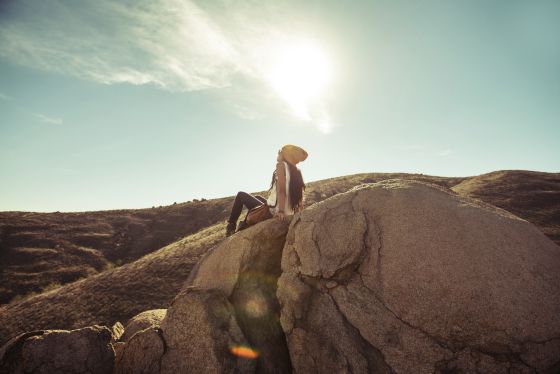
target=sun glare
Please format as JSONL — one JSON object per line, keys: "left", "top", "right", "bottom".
{"left": 267, "top": 41, "right": 331, "bottom": 128}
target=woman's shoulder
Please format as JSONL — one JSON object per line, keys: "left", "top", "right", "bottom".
{"left": 276, "top": 161, "right": 290, "bottom": 172}
{"left": 278, "top": 161, "right": 290, "bottom": 176}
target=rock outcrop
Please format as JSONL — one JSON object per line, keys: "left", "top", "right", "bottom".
{"left": 4, "top": 179, "right": 560, "bottom": 373}
{"left": 278, "top": 180, "right": 560, "bottom": 373}
{"left": 115, "top": 219, "right": 292, "bottom": 373}
{"left": 0, "top": 325, "right": 114, "bottom": 374}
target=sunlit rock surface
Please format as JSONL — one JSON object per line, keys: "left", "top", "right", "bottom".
{"left": 0, "top": 325, "right": 114, "bottom": 374}
{"left": 119, "top": 309, "right": 167, "bottom": 343}
{"left": 278, "top": 180, "right": 560, "bottom": 373}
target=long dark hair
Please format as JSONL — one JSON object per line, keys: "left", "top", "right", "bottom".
{"left": 268, "top": 161, "right": 305, "bottom": 211}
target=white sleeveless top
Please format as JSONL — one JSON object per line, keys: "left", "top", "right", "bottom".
{"left": 267, "top": 161, "right": 294, "bottom": 215}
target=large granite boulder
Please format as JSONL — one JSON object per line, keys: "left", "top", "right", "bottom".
{"left": 160, "top": 287, "right": 255, "bottom": 373}
{"left": 278, "top": 180, "right": 560, "bottom": 373}
{"left": 115, "top": 219, "right": 292, "bottom": 374}
{"left": 0, "top": 325, "right": 114, "bottom": 374}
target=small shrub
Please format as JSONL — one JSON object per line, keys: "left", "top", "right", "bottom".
{"left": 10, "top": 292, "right": 38, "bottom": 303}
{"left": 42, "top": 282, "right": 62, "bottom": 293}
{"left": 103, "top": 259, "right": 124, "bottom": 271}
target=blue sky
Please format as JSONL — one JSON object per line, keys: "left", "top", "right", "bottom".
{"left": 1, "top": 0, "right": 559, "bottom": 212}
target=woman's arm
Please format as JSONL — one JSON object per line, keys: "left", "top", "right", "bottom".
{"left": 276, "top": 161, "right": 287, "bottom": 219}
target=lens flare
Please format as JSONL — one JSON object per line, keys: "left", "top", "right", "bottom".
{"left": 244, "top": 294, "right": 269, "bottom": 318}
{"left": 230, "top": 345, "right": 259, "bottom": 359}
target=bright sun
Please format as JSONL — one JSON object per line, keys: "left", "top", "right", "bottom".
{"left": 267, "top": 41, "right": 331, "bottom": 131}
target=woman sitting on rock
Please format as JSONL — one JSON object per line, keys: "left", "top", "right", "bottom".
{"left": 225, "top": 144, "right": 308, "bottom": 237}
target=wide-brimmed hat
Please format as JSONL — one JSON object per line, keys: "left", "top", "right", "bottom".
{"left": 281, "top": 144, "right": 308, "bottom": 165}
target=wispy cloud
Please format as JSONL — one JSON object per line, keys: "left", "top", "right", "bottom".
{"left": 0, "top": 0, "right": 332, "bottom": 129}
{"left": 0, "top": 0, "right": 238, "bottom": 91}
{"left": 33, "top": 113, "right": 63, "bottom": 125}
{"left": 436, "top": 149, "right": 452, "bottom": 157}
{"left": 0, "top": 92, "right": 11, "bottom": 101}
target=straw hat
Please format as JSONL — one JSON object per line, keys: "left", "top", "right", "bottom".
{"left": 281, "top": 144, "right": 308, "bottom": 165}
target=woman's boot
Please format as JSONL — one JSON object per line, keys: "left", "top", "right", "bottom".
{"left": 225, "top": 221, "right": 237, "bottom": 237}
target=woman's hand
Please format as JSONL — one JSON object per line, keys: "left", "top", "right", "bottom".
{"left": 275, "top": 210, "right": 286, "bottom": 221}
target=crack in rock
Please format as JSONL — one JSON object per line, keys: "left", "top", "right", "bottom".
{"left": 326, "top": 290, "right": 396, "bottom": 374}
{"left": 356, "top": 273, "right": 455, "bottom": 354}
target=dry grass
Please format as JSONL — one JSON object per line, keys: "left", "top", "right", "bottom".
{"left": 0, "top": 197, "right": 234, "bottom": 304}
{"left": 452, "top": 170, "right": 560, "bottom": 243}
{"left": 0, "top": 223, "right": 225, "bottom": 345}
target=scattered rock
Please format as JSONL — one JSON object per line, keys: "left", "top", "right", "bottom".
{"left": 111, "top": 321, "right": 124, "bottom": 342}
{"left": 115, "top": 327, "right": 165, "bottom": 374}
{"left": 0, "top": 331, "right": 45, "bottom": 374}
{"left": 0, "top": 326, "right": 114, "bottom": 374}
{"left": 120, "top": 309, "right": 167, "bottom": 343}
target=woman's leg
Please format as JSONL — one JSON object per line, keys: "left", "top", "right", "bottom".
{"left": 228, "top": 191, "right": 265, "bottom": 224}
{"left": 255, "top": 195, "right": 267, "bottom": 204}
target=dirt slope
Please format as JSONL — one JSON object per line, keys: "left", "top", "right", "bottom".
{"left": 0, "top": 198, "right": 232, "bottom": 304}
{"left": 0, "top": 222, "right": 225, "bottom": 346}
{"left": 452, "top": 170, "right": 560, "bottom": 244}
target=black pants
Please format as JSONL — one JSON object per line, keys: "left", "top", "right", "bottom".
{"left": 228, "top": 191, "right": 267, "bottom": 224}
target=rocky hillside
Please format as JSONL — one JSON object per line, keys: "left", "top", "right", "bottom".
{"left": 1, "top": 170, "right": 558, "bottom": 306}
{"left": 2, "top": 180, "right": 558, "bottom": 373}
{"left": 0, "top": 223, "right": 225, "bottom": 346}
{"left": 0, "top": 197, "right": 233, "bottom": 305}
